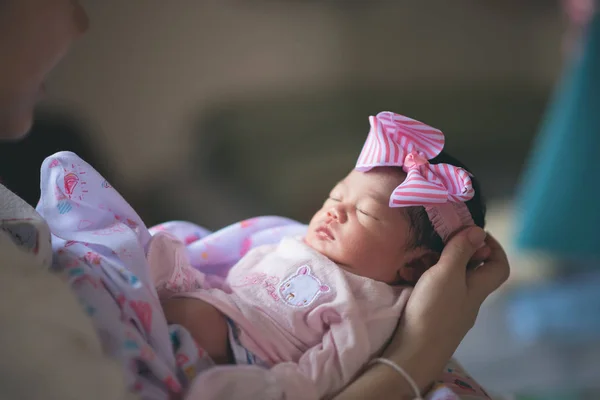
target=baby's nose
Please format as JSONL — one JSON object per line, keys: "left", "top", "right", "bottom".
{"left": 327, "top": 205, "right": 347, "bottom": 222}
{"left": 327, "top": 209, "right": 338, "bottom": 219}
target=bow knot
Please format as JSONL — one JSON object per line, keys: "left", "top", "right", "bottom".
{"left": 355, "top": 111, "right": 474, "bottom": 207}
{"left": 403, "top": 151, "right": 429, "bottom": 171}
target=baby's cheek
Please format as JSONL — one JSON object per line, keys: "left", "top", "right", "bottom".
{"left": 340, "top": 233, "right": 375, "bottom": 264}
{"left": 307, "top": 210, "right": 324, "bottom": 227}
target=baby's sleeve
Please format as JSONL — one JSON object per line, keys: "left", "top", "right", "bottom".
{"left": 268, "top": 314, "right": 374, "bottom": 399}
{"left": 185, "top": 315, "right": 374, "bottom": 400}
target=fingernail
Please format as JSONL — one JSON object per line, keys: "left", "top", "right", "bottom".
{"left": 468, "top": 227, "right": 486, "bottom": 247}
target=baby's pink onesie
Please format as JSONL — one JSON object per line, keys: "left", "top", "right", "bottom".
{"left": 171, "top": 236, "right": 411, "bottom": 399}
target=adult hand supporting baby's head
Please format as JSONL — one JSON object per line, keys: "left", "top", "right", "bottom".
{"left": 403, "top": 227, "right": 508, "bottom": 350}
{"left": 381, "top": 227, "right": 510, "bottom": 392}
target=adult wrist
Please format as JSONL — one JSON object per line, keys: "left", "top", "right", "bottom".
{"left": 381, "top": 332, "right": 449, "bottom": 393}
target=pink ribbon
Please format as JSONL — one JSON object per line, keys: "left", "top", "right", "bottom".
{"left": 355, "top": 111, "right": 474, "bottom": 208}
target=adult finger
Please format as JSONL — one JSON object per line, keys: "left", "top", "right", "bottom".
{"left": 467, "top": 245, "right": 492, "bottom": 269}
{"left": 467, "top": 234, "right": 510, "bottom": 303}
{"left": 472, "top": 245, "right": 491, "bottom": 263}
{"left": 469, "top": 244, "right": 492, "bottom": 267}
{"left": 436, "top": 227, "right": 487, "bottom": 278}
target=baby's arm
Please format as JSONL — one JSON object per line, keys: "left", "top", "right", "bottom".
{"left": 184, "top": 312, "right": 376, "bottom": 400}
{"left": 148, "top": 232, "right": 228, "bottom": 298}
{"left": 161, "top": 297, "right": 230, "bottom": 365}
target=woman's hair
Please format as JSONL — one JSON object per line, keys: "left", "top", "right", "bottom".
{"left": 406, "top": 151, "right": 486, "bottom": 253}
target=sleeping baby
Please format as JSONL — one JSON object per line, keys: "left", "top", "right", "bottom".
{"left": 154, "top": 111, "right": 487, "bottom": 399}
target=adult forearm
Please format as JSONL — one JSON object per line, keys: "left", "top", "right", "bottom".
{"left": 335, "top": 332, "right": 446, "bottom": 400}
{"left": 334, "top": 363, "right": 417, "bottom": 400}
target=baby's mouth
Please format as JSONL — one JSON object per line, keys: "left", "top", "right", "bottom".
{"left": 315, "top": 226, "right": 334, "bottom": 240}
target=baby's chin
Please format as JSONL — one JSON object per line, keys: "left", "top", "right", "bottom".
{"left": 304, "top": 234, "right": 350, "bottom": 269}
{"left": 304, "top": 233, "right": 323, "bottom": 252}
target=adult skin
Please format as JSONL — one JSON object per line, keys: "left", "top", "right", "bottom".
{"left": 0, "top": 0, "right": 88, "bottom": 139}
{"left": 335, "top": 230, "right": 509, "bottom": 399}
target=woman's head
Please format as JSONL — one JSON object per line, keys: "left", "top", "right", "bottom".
{"left": 305, "top": 153, "right": 485, "bottom": 285}
{"left": 0, "top": 0, "right": 88, "bottom": 139}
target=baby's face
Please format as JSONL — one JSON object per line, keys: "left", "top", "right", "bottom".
{"left": 306, "top": 168, "right": 424, "bottom": 284}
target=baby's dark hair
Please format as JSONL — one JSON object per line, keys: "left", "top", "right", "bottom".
{"left": 406, "top": 151, "right": 486, "bottom": 253}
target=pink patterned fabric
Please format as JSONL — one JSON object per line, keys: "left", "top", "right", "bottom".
{"left": 355, "top": 111, "right": 475, "bottom": 242}
{"left": 36, "top": 152, "right": 215, "bottom": 399}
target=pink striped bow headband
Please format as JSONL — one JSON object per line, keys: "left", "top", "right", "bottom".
{"left": 355, "top": 111, "right": 475, "bottom": 243}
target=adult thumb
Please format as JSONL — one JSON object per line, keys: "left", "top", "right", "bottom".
{"left": 437, "top": 227, "right": 487, "bottom": 275}
{"left": 467, "top": 233, "right": 510, "bottom": 303}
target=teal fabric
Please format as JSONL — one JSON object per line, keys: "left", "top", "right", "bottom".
{"left": 515, "top": 13, "right": 600, "bottom": 259}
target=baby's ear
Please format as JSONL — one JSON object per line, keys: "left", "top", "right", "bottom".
{"left": 398, "top": 251, "right": 440, "bottom": 283}
{"left": 419, "top": 252, "right": 440, "bottom": 269}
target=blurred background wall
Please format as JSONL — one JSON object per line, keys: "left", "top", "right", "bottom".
{"left": 32, "top": 0, "right": 564, "bottom": 227}
{"left": 3, "top": 1, "right": 598, "bottom": 397}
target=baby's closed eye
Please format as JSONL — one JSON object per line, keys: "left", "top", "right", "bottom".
{"left": 357, "top": 208, "right": 379, "bottom": 220}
